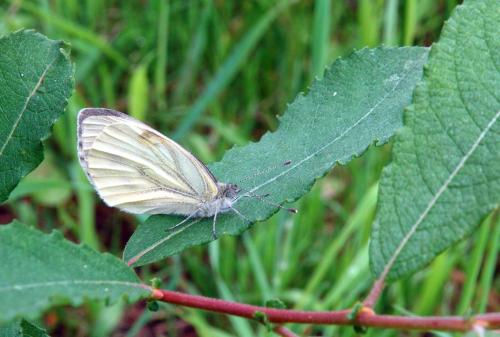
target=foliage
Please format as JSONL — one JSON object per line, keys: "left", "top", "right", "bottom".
{"left": 0, "top": 30, "right": 73, "bottom": 202}
{"left": 0, "top": 221, "right": 149, "bottom": 323}
{"left": 370, "top": 0, "right": 500, "bottom": 281}
{"left": 124, "top": 47, "right": 429, "bottom": 266}
{"left": 0, "top": 1, "right": 497, "bottom": 336}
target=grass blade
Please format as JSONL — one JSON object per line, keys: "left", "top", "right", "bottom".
{"left": 311, "top": 0, "right": 331, "bottom": 78}
{"left": 155, "top": 0, "right": 169, "bottom": 110}
{"left": 21, "top": 2, "right": 127, "bottom": 67}
{"left": 456, "top": 213, "right": 493, "bottom": 314}
{"left": 173, "top": 1, "right": 294, "bottom": 140}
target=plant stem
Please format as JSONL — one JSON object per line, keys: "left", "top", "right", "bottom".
{"left": 363, "top": 278, "right": 385, "bottom": 308}
{"left": 151, "top": 289, "right": 500, "bottom": 332}
{"left": 273, "top": 326, "right": 299, "bottom": 337}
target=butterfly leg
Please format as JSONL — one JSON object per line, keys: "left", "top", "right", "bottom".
{"left": 211, "top": 208, "right": 219, "bottom": 240}
{"left": 237, "top": 194, "right": 298, "bottom": 214}
{"left": 240, "top": 193, "right": 270, "bottom": 199}
{"left": 164, "top": 208, "right": 202, "bottom": 233}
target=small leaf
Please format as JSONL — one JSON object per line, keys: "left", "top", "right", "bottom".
{"left": 0, "top": 221, "right": 150, "bottom": 323}
{"left": 353, "top": 325, "right": 368, "bottom": 334}
{"left": 0, "top": 30, "right": 74, "bottom": 202}
{"left": 124, "top": 47, "right": 429, "bottom": 266}
{"left": 149, "top": 277, "right": 161, "bottom": 289}
{"left": 253, "top": 311, "right": 271, "bottom": 331}
{"left": 346, "top": 302, "right": 364, "bottom": 321}
{"left": 0, "top": 319, "right": 50, "bottom": 337}
{"left": 370, "top": 0, "right": 500, "bottom": 281}
{"left": 265, "top": 298, "right": 287, "bottom": 309}
{"left": 147, "top": 300, "right": 159, "bottom": 312}
{"left": 20, "top": 320, "right": 49, "bottom": 337}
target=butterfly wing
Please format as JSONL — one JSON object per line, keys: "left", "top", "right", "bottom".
{"left": 77, "top": 108, "right": 219, "bottom": 215}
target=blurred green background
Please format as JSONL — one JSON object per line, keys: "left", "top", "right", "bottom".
{"left": 1, "top": 0, "right": 498, "bottom": 336}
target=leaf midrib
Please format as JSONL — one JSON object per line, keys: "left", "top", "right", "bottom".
{"left": 0, "top": 279, "right": 149, "bottom": 292}
{"left": 0, "top": 59, "right": 55, "bottom": 156}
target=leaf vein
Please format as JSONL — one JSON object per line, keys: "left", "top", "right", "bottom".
{"left": 125, "top": 218, "right": 202, "bottom": 265}
{"left": 0, "top": 280, "right": 149, "bottom": 292}
{"left": 0, "top": 58, "right": 55, "bottom": 156}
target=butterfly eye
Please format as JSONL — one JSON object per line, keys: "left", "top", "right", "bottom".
{"left": 225, "top": 184, "right": 240, "bottom": 198}
{"left": 229, "top": 184, "right": 241, "bottom": 196}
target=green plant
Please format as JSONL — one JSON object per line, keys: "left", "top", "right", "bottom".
{"left": 0, "top": 0, "right": 498, "bottom": 336}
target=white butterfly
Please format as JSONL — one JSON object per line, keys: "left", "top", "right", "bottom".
{"left": 77, "top": 108, "right": 295, "bottom": 239}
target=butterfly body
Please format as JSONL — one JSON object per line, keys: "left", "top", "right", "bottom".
{"left": 190, "top": 182, "right": 239, "bottom": 217}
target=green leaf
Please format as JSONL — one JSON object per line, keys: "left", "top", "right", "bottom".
{"left": 370, "top": 0, "right": 500, "bottom": 281}
{"left": 265, "top": 298, "right": 287, "bottom": 309}
{"left": 0, "top": 221, "right": 150, "bottom": 323}
{"left": 0, "top": 319, "right": 50, "bottom": 337}
{"left": 0, "top": 30, "right": 74, "bottom": 202}
{"left": 124, "top": 47, "right": 429, "bottom": 266}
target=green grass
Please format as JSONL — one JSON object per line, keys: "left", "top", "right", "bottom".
{"left": 1, "top": 1, "right": 497, "bottom": 336}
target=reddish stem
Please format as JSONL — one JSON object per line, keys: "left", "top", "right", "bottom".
{"left": 153, "top": 289, "right": 500, "bottom": 332}
{"left": 273, "top": 326, "right": 299, "bottom": 337}
{"left": 363, "top": 278, "right": 385, "bottom": 308}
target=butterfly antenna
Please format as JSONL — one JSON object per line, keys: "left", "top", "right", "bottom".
{"left": 237, "top": 160, "right": 293, "bottom": 184}
{"left": 238, "top": 188, "right": 297, "bottom": 214}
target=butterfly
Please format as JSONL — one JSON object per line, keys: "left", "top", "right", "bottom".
{"left": 77, "top": 108, "right": 296, "bottom": 239}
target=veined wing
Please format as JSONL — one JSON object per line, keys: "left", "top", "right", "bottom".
{"left": 77, "top": 108, "right": 219, "bottom": 215}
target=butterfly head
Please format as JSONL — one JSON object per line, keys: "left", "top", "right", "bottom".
{"left": 218, "top": 183, "right": 240, "bottom": 199}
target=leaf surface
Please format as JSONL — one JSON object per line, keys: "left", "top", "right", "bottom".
{"left": 124, "top": 47, "right": 429, "bottom": 266}
{"left": 370, "top": 0, "right": 500, "bottom": 281}
{"left": 0, "top": 30, "right": 73, "bottom": 202}
{"left": 0, "top": 222, "right": 149, "bottom": 323}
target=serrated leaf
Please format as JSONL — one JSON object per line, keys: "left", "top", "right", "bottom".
{"left": 124, "top": 47, "right": 429, "bottom": 266}
{"left": 0, "top": 30, "right": 74, "bottom": 202}
{"left": 0, "top": 221, "right": 150, "bottom": 323}
{"left": 370, "top": 0, "right": 500, "bottom": 281}
{"left": 0, "top": 319, "right": 50, "bottom": 337}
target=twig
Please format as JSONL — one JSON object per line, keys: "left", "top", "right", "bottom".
{"left": 273, "top": 326, "right": 299, "bottom": 337}
{"left": 151, "top": 289, "right": 500, "bottom": 332}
